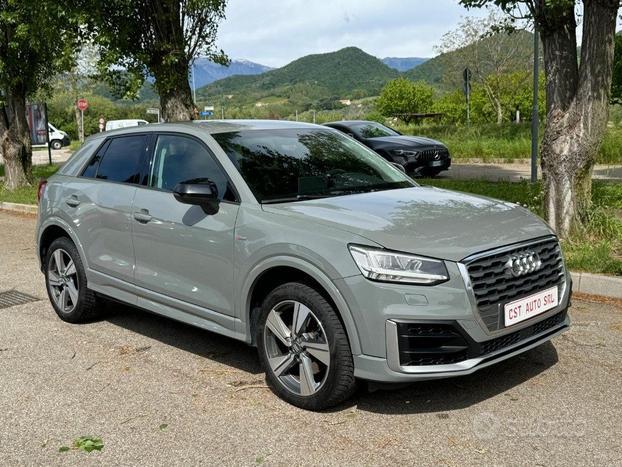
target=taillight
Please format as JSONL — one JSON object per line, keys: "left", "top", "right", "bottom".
{"left": 37, "top": 179, "right": 47, "bottom": 204}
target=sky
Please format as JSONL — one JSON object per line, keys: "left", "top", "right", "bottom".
{"left": 217, "top": 0, "right": 490, "bottom": 67}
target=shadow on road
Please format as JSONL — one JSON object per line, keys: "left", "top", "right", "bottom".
{"left": 354, "top": 342, "right": 558, "bottom": 415}
{"left": 103, "top": 301, "right": 558, "bottom": 415}
{"left": 104, "top": 303, "right": 262, "bottom": 375}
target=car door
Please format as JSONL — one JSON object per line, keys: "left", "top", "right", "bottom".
{"left": 131, "top": 133, "right": 240, "bottom": 323}
{"left": 66, "top": 134, "right": 149, "bottom": 286}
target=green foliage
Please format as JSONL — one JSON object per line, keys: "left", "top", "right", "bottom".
{"left": 405, "top": 29, "right": 535, "bottom": 91}
{"left": 87, "top": 0, "right": 228, "bottom": 105}
{"left": 46, "top": 89, "right": 157, "bottom": 140}
{"left": 376, "top": 78, "right": 434, "bottom": 118}
{"left": 0, "top": 0, "right": 81, "bottom": 98}
{"left": 0, "top": 164, "right": 60, "bottom": 204}
{"left": 72, "top": 436, "right": 104, "bottom": 453}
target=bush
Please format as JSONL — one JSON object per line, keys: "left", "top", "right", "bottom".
{"left": 376, "top": 78, "right": 434, "bottom": 118}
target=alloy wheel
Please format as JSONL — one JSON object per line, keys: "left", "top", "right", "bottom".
{"left": 47, "top": 248, "right": 79, "bottom": 313}
{"left": 263, "top": 300, "right": 331, "bottom": 396}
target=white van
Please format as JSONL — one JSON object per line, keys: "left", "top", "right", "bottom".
{"left": 105, "top": 119, "right": 149, "bottom": 132}
{"left": 32, "top": 123, "right": 70, "bottom": 150}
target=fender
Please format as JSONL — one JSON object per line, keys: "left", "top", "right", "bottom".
{"left": 239, "top": 255, "right": 363, "bottom": 356}
{"left": 37, "top": 216, "right": 89, "bottom": 272}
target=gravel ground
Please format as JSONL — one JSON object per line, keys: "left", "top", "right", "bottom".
{"left": 0, "top": 211, "right": 621, "bottom": 466}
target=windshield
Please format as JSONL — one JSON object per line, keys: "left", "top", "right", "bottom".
{"left": 350, "top": 122, "right": 400, "bottom": 139}
{"left": 212, "top": 128, "right": 414, "bottom": 203}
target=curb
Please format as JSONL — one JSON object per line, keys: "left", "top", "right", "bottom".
{"left": 0, "top": 201, "right": 38, "bottom": 215}
{"left": 1, "top": 202, "right": 621, "bottom": 300}
{"left": 570, "top": 271, "right": 622, "bottom": 300}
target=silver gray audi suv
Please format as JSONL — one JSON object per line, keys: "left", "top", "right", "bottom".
{"left": 36, "top": 120, "right": 571, "bottom": 410}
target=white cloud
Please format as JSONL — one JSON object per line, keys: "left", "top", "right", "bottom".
{"left": 216, "top": 0, "right": 489, "bottom": 67}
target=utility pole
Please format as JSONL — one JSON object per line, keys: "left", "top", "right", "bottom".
{"left": 191, "top": 62, "right": 197, "bottom": 104}
{"left": 463, "top": 67, "right": 471, "bottom": 126}
{"left": 531, "top": 28, "right": 540, "bottom": 183}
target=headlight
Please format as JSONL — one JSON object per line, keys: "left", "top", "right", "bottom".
{"left": 348, "top": 245, "right": 449, "bottom": 285}
{"left": 391, "top": 149, "right": 418, "bottom": 158}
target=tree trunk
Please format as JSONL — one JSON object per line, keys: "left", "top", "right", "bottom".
{"left": 0, "top": 92, "right": 33, "bottom": 190}
{"left": 538, "top": 0, "right": 618, "bottom": 238}
{"left": 159, "top": 76, "right": 195, "bottom": 122}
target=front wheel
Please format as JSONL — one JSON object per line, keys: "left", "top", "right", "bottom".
{"left": 50, "top": 140, "right": 62, "bottom": 150}
{"left": 256, "top": 282, "right": 356, "bottom": 410}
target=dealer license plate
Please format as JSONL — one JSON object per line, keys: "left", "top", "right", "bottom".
{"left": 504, "top": 286, "right": 558, "bottom": 327}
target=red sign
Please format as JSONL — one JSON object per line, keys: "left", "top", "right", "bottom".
{"left": 77, "top": 98, "right": 89, "bottom": 111}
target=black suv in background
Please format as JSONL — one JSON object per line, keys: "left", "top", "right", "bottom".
{"left": 324, "top": 120, "right": 451, "bottom": 177}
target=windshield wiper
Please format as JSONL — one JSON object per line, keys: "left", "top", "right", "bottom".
{"left": 261, "top": 194, "right": 332, "bottom": 204}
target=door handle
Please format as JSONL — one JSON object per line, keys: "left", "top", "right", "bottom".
{"left": 65, "top": 195, "right": 80, "bottom": 207}
{"left": 133, "top": 209, "right": 152, "bottom": 223}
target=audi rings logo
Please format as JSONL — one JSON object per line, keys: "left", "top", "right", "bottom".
{"left": 505, "top": 251, "right": 542, "bottom": 277}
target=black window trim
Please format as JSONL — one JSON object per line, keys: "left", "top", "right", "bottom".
{"left": 139, "top": 131, "right": 241, "bottom": 205}
{"left": 78, "top": 133, "right": 153, "bottom": 188}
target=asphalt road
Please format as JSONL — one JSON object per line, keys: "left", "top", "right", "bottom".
{"left": 0, "top": 211, "right": 621, "bottom": 466}
{"left": 443, "top": 163, "right": 622, "bottom": 182}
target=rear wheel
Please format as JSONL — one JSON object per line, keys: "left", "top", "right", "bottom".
{"left": 45, "top": 237, "right": 103, "bottom": 323}
{"left": 257, "top": 282, "right": 356, "bottom": 410}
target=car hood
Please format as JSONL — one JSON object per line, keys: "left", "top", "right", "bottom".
{"left": 367, "top": 135, "right": 444, "bottom": 148}
{"left": 262, "top": 187, "right": 553, "bottom": 262}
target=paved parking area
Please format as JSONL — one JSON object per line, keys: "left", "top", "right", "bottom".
{"left": 443, "top": 163, "right": 622, "bottom": 182}
{"left": 0, "top": 211, "right": 621, "bottom": 465}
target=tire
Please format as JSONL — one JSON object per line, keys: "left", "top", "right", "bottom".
{"left": 421, "top": 168, "right": 443, "bottom": 177}
{"left": 44, "top": 237, "right": 104, "bottom": 323}
{"left": 256, "top": 282, "right": 356, "bottom": 410}
{"left": 50, "top": 140, "right": 62, "bottom": 150}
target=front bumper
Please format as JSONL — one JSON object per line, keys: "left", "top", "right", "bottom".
{"left": 353, "top": 309, "right": 569, "bottom": 382}
{"left": 338, "top": 243, "right": 571, "bottom": 383}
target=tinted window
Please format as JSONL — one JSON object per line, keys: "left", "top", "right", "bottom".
{"left": 85, "top": 135, "right": 146, "bottom": 183}
{"left": 212, "top": 129, "right": 413, "bottom": 203}
{"left": 148, "top": 134, "right": 236, "bottom": 201}
{"left": 351, "top": 122, "right": 400, "bottom": 139}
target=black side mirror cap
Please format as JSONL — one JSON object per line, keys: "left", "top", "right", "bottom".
{"left": 173, "top": 178, "right": 219, "bottom": 206}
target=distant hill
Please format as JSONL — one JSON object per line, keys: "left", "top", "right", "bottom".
{"left": 381, "top": 57, "right": 428, "bottom": 72}
{"left": 198, "top": 47, "right": 399, "bottom": 105}
{"left": 191, "top": 58, "right": 272, "bottom": 88}
{"left": 405, "top": 29, "right": 535, "bottom": 88}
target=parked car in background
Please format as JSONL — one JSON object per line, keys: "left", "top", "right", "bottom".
{"left": 36, "top": 120, "right": 570, "bottom": 410}
{"left": 31, "top": 123, "right": 70, "bottom": 150}
{"left": 324, "top": 120, "right": 451, "bottom": 177}
{"left": 105, "top": 119, "right": 149, "bottom": 131}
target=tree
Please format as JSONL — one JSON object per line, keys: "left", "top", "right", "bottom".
{"left": 88, "top": 0, "right": 228, "bottom": 122}
{"left": 461, "top": 0, "right": 620, "bottom": 239}
{"left": 376, "top": 78, "right": 434, "bottom": 122}
{"left": 0, "top": 1, "right": 81, "bottom": 189}
{"left": 612, "top": 33, "right": 622, "bottom": 105}
{"left": 437, "top": 11, "right": 534, "bottom": 124}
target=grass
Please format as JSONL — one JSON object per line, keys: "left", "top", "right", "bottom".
{"left": 0, "top": 164, "right": 61, "bottom": 204}
{"left": 421, "top": 178, "right": 622, "bottom": 276}
{"left": 394, "top": 123, "right": 622, "bottom": 164}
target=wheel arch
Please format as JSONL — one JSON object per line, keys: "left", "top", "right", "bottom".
{"left": 38, "top": 218, "right": 87, "bottom": 272}
{"left": 241, "top": 257, "right": 362, "bottom": 356}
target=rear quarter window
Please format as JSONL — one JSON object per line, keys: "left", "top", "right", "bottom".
{"left": 81, "top": 135, "right": 148, "bottom": 184}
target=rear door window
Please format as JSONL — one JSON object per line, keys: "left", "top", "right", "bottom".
{"left": 82, "top": 135, "right": 148, "bottom": 184}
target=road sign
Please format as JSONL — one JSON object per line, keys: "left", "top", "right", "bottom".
{"left": 200, "top": 111, "right": 213, "bottom": 117}
{"left": 77, "top": 98, "right": 88, "bottom": 111}
{"left": 204, "top": 105, "right": 214, "bottom": 112}
{"left": 146, "top": 108, "right": 160, "bottom": 115}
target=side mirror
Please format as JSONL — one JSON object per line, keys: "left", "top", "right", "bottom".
{"left": 391, "top": 162, "right": 406, "bottom": 173}
{"left": 173, "top": 178, "right": 219, "bottom": 209}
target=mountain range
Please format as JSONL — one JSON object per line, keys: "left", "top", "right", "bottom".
{"left": 381, "top": 57, "right": 428, "bottom": 72}
{"left": 191, "top": 58, "right": 273, "bottom": 88}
